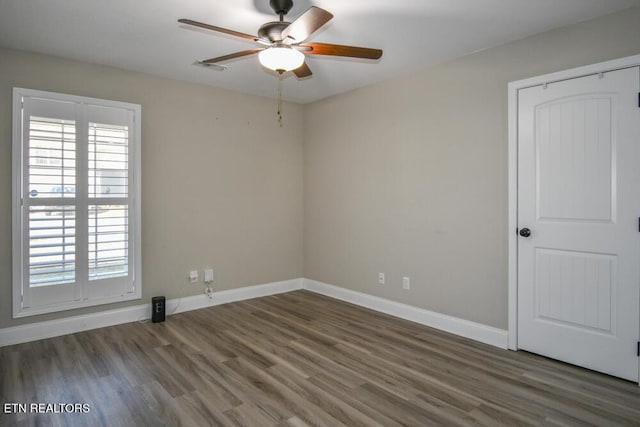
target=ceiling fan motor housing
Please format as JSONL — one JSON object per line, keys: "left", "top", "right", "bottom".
{"left": 258, "top": 21, "right": 290, "bottom": 42}
{"left": 270, "top": 0, "right": 294, "bottom": 16}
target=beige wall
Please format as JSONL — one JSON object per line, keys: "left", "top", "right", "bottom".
{"left": 303, "top": 8, "right": 640, "bottom": 329}
{"left": 0, "top": 47, "right": 304, "bottom": 328}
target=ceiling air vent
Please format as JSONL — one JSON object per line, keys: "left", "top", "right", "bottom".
{"left": 192, "top": 61, "right": 227, "bottom": 71}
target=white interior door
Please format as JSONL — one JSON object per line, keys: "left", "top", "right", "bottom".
{"left": 517, "top": 67, "right": 640, "bottom": 381}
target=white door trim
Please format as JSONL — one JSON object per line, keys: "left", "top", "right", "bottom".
{"left": 507, "top": 55, "right": 640, "bottom": 383}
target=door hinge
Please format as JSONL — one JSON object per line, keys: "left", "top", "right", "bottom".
{"left": 637, "top": 342, "right": 640, "bottom": 357}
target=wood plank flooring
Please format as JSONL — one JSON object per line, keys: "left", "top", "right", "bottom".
{"left": 1, "top": 290, "right": 639, "bottom": 426}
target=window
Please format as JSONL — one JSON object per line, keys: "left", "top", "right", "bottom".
{"left": 12, "top": 88, "right": 141, "bottom": 317}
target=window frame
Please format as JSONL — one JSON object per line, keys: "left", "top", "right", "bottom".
{"left": 12, "top": 88, "right": 142, "bottom": 318}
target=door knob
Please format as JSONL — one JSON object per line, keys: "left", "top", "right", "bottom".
{"left": 519, "top": 228, "right": 531, "bottom": 238}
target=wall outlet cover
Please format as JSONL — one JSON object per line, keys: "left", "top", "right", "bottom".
{"left": 189, "top": 270, "right": 198, "bottom": 284}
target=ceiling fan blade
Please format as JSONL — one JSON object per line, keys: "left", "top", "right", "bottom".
{"left": 299, "top": 42, "right": 383, "bottom": 60}
{"left": 281, "top": 7, "right": 333, "bottom": 44}
{"left": 201, "top": 49, "right": 263, "bottom": 64}
{"left": 178, "top": 19, "right": 258, "bottom": 42}
{"left": 293, "top": 62, "right": 312, "bottom": 78}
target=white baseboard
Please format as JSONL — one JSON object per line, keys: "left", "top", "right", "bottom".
{"left": 302, "top": 279, "right": 509, "bottom": 349}
{"left": 0, "top": 277, "right": 508, "bottom": 350}
{"left": 168, "top": 278, "right": 303, "bottom": 315}
{"left": 0, "top": 278, "right": 303, "bottom": 347}
{"left": 0, "top": 304, "right": 149, "bottom": 348}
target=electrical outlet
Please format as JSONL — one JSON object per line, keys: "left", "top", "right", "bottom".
{"left": 403, "top": 276, "right": 410, "bottom": 290}
{"left": 378, "top": 272, "right": 385, "bottom": 285}
{"left": 189, "top": 270, "right": 198, "bottom": 284}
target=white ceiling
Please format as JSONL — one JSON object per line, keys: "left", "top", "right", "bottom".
{"left": 0, "top": 0, "right": 638, "bottom": 103}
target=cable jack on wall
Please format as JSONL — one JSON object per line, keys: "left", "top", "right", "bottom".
{"left": 204, "top": 268, "right": 214, "bottom": 300}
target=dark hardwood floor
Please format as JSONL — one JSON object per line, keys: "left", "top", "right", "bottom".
{"left": 1, "top": 290, "right": 639, "bottom": 426}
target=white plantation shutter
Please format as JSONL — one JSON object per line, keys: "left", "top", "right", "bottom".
{"left": 27, "top": 114, "right": 77, "bottom": 289}
{"left": 12, "top": 89, "right": 141, "bottom": 317}
{"left": 86, "top": 106, "right": 134, "bottom": 299}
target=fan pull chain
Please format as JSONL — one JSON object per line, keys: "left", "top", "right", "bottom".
{"left": 277, "top": 78, "right": 283, "bottom": 127}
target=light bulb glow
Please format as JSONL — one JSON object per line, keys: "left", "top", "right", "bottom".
{"left": 258, "top": 47, "right": 305, "bottom": 73}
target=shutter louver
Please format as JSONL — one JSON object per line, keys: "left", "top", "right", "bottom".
{"left": 89, "top": 205, "right": 128, "bottom": 280}
{"left": 28, "top": 117, "right": 76, "bottom": 198}
{"left": 88, "top": 123, "right": 128, "bottom": 198}
{"left": 29, "top": 206, "right": 76, "bottom": 286}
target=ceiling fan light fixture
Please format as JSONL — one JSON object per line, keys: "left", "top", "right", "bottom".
{"left": 258, "top": 46, "right": 305, "bottom": 74}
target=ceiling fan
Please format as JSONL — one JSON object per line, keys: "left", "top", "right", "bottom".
{"left": 178, "top": 0, "right": 383, "bottom": 78}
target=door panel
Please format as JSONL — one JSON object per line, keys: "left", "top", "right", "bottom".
{"left": 536, "top": 96, "right": 614, "bottom": 222}
{"left": 517, "top": 67, "right": 640, "bottom": 381}
{"left": 535, "top": 248, "right": 614, "bottom": 333}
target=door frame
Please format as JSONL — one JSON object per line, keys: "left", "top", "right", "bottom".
{"left": 507, "top": 54, "right": 640, "bottom": 382}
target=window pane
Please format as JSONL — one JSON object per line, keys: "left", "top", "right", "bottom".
{"left": 29, "top": 206, "right": 76, "bottom": 287}
{"left": 89, "top": 205, "right": 128, "bottom": 280}
{"left": 88, "top": 123, "right": 128, "bottom": 198}
{"left": 28, "top": 117, "right": 76, "bottom": 199}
